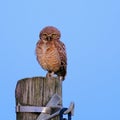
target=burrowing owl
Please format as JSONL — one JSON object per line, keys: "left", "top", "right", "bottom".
{"left": 36, "top": 26, "right": 67, "bottom": 80}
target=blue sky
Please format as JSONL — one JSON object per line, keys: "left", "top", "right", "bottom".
{"left": 0, "top": 0, "right": 120, "bottom": 120}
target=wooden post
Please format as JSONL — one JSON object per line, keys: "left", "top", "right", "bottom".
{"left": 15, "top": 77, "right": 62, "bottom": 120}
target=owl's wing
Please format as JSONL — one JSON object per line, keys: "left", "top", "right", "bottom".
{"left": 54, "top": 40, "right": 67, "bottom": 79}
{"left": 55, "top": 40, "right": 67, "bottom": 66}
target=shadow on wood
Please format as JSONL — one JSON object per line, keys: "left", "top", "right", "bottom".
{"left": 15, "top": 77, "right": 62, "bottom": 120}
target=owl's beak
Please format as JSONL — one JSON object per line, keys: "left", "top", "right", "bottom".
{"left": 46, "top": 36, "right": 52, "bottom": 41}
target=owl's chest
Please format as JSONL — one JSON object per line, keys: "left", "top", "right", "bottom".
{"left": 41, "top": 43, "right": 56, "bottom": 57}
{"left": 41, "top": 44, "right": 59, "bottom": 62}
{"left": 37, "top": 42, "right": 61, "bottom": 71}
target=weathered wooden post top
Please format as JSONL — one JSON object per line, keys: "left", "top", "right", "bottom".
{"left": 15, "top": 26, "right": 74, "bottom": 120}
{"left": 15, "top": 77, "right": 74, "bottom": 120}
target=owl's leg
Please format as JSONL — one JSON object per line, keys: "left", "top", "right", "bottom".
{"left": 46, "top": 71, "right": 54, "bottom": 80}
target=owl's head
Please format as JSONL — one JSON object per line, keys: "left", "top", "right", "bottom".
{"left": 39, "top": 26, "right": 61, "bottom": 41}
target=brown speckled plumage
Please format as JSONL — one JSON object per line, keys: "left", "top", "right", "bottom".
{"left": 36, "top": 26, "right": 67, "bottom": 80}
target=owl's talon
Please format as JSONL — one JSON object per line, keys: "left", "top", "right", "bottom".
{"left": 46, "top": 72, "right": 50, "bottom": 80}
{"left": 46, "top": 72, "right": 54, "bottom": 80}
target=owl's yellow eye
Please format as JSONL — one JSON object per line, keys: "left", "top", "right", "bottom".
{"left": 52, "top": 34, "right": 58, "bottom": 39}
{"left": 42, "top": 33, "right": 47, "bottom": 39}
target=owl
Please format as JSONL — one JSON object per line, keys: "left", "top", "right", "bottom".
{"left": 36, "top": 26, "right": 67, "bottom": 80}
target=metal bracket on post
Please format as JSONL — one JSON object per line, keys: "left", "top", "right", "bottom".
{"left": 36, "top": 94, "right": 62, "bottom": 120}
{"left": 42, "top": 102, "right": 75, "bottom": 120}
{"left": 16, "top": 103, "right": 51, "bottom": 114}
{"left": 16, "top": 94, "right": 75, "bottom": 120}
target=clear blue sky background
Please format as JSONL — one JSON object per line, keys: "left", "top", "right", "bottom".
{"left": 0, "top": 0, "right": 120, "bottom": 120}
